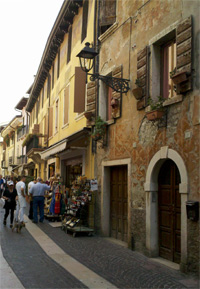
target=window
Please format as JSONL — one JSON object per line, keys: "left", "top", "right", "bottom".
{"left": 57, "top": 49, "right": 60, "bottom": 79}
{"left": 81, "top": 0, "right": 89, "bottom": 42}
{"left": 64, "top": 85, "right": 69, "bottom": 125}
{"left": 161, "top": 40, "right": 177, "bottom": 99}
{"left": 52, "top": 63, "right": 54, "bottom": 89}
{"left": 42, "top": 88, "right": 44, "bottom": 108}
{"left": 49, "top": 107, "right": 53, "bottom": 138}
{"left": 99, "top": 0, "right": 116, "bottom": 35}
{"left": 55, "top": 100, "right": 59, "bottom": 132}
{"left": 47, "top": 74, "right": 51, "bottom": 98}
{"left": 67, "top": 26, "right": 72, "bottom": 64}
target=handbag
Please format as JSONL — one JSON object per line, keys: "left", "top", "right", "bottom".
{"left": 0, "top": 197, "right": 5, "bottom": 208}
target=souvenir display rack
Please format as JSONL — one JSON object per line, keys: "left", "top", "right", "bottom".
{"left": 61, "top": 176, "right": 94, "bottom": 237}
{"left": 44, "top": 176, "right": 66, "bottom": 222}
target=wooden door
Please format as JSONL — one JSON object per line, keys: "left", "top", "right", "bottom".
{"left": 158, "top": 160, "right": 181, "bottom": 263}
{"left": 110, "top": 166, "right": 128, "bottom": 242}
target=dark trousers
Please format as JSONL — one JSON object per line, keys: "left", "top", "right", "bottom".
{"left": 28, "top": 200, "right": 33, "bottom": 219}
{"left": 33, "top": 196, "right": 45, "bottom": 223}
{"left": 4, "top": 207, "right": 15, "bottom": 224}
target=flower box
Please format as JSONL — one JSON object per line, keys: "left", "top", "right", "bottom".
{"left": 170, "top": 71, "right": 188, "bottom": 84}
{"left": 146, "top": 110, "right": 164, "bottom": 121}
{"left": 132, "top": 87, "right": 143, "bottom": 100}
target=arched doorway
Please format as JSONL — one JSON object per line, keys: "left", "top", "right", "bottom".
{"left": 158, "top": 160, "right": 181, "bottom": 264}
{"left": 144, "top": 147, "right": 188, "bottom": 270}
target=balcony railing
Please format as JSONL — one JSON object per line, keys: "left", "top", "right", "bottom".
{"left": 26, "top": 135, "right": 40, "bottom": 154}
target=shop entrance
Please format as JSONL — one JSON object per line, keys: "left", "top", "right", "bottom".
{"left": 158, "top": 160, "right": 181, "bottom": 264}
{"left": 110, "top": 165, "right": 128, "bottom": 242}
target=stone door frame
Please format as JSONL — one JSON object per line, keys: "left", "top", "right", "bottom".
{"left": 101, "top": 158, "right": 131, "bottom": 242}
{"left": 144, "top": 146, "right": 188, "bottom": 270}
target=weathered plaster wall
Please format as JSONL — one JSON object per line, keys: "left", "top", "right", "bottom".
{"left": 96, "top": 0, "right": 199, "bottom": 273}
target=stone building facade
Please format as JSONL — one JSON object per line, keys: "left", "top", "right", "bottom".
{"left": 93, "top": 0, "right": 199, "bottom": 274}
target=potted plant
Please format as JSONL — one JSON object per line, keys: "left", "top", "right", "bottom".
{"left": 146, "top": 96, "right": 165, "bottom": 121}
{"left": 91, "top": 116, "right": 107, "bottom": 141}
{"left": 170, "top": 68, "right": 188, "bottom": 84}
{"left": 132, "top": 78, "right": 143, "bottom": 100}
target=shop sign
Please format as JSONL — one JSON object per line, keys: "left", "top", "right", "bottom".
{"left": 90, "top": 179, "right": 98, "bottom": 191}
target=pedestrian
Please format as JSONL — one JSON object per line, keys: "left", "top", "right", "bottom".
{"left": 0, "top": 174, "right": 3, "bottom": 197}
{"left": 15, "top": 175, "right": 26, "bottom": 224}
{"left": 2, "top": 180, "right": 17, "bottom": 228}
{"left": 29, "top": 177, "right": 51, "bottom": 223}
{"left": 28, "top": 178, "right": 36, "bottom": 219}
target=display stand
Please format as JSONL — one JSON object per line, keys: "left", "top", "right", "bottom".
{"left": 44, "top": 176, "right": 66, "bottom": 222}
{"left": 61, "top": 176, "right": 95, "bottom": 237}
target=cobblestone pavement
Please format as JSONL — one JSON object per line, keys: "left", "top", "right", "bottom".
{"left": 0, "top": 208, "right": 199, "bottom": 289}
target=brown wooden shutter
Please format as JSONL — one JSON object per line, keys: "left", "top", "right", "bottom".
{"left": 100, "top": 0, "right": 116, "bottom": 27}
{"left": 39, "top": 122, "right": 43, "bottom": 146}
{"left": 74, "top": 67, "right": 86, "bottom": 113}
{"left": 176, "top": 16, "right": 192, "bottom": 93}
{"left": 49, "top": 107, "right": 53, "bottom": 138}
{"left": 86, "top": 81, "right": 97, "bottom": 126}
{"left": 136, "top": 46, "right": 149, "bottom": 110}
{"left": 111, "top": 65, "right": 122, "bottom": 119}
{"left": 64, "top": 85, "right": 69, "bottom": 125}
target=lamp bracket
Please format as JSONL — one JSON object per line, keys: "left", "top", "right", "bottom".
{"left": 88, "top": 73, "right": 130, "bottom": 93}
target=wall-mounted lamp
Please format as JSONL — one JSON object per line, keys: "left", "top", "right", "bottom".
{"left": 76, "top": 42, "right": 130, "bottom": 93}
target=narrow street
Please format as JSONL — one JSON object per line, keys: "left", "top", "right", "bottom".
{"left": 0, "top": 208, "right": 198, "bottom": 289}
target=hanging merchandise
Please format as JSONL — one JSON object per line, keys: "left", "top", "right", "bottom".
{"left": 61, "top": 175, "right": 95, "bottom": 237}
{"left": 54, "top": 186, "right": 61, "bottom": 214}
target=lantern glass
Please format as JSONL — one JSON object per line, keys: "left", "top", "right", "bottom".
{"left": 77, "top": 42, "right": 98, "bottom": 73}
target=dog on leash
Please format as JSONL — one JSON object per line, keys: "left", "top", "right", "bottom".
{"left": 12, "top": 221, "right": 25, "bottom": 233}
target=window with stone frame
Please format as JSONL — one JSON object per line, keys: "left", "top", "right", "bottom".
{"left": 99, "top": 0, "right": 116, "bottom": 35}
{"left": 136, "top": 16, "right": 193, "bottom": 111}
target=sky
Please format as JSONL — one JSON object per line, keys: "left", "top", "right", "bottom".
{"left": 0, "top": 0, "right": 64, "bottom": 124}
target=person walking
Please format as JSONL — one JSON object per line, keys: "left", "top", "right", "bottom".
{"left": 29, "top": 177, "right": 51, "bottom": 223}
{"left": 28, "top": 178, "right": 36, "bottom": 220}
{"left": 0, "top": 174, "right": 3, "bottom": 197}
{"left": 2, "top": 180, "right": 17, "bottom": 228}
{"left": 15, "top": 175, "right": 26, "bottom": 224}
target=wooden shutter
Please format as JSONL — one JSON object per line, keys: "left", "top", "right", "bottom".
{"left": 49, "top": 107, "right": 53, "bottom": 138}
{"left": 74, "top": 67, "right": 86, "bottom": 113}
{"left": 64, "top": 85, "right": 69, "bottom": 125}
{"left": 86, "top": 81, "right": 97, "bottom": 126}
{"left": 176, "top": 16, "right": 192, "bottom": 93}
{"left": 100, "top": 0, "right": 116, "bottom": 27}
{"left": 81, "top": 0, "right": 89, "bottom": 42}
{"left": 39, "top": 122, "right": 43, "bottom": 146}
{"left": 136, "top": 46, "right": 149, "bottom": 110}
{"left": 111, "top": 65, "right": 122, "bottom": 119}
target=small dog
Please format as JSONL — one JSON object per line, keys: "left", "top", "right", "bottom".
{"left": 12, "top": 221, "right": 25, "bottom": 233}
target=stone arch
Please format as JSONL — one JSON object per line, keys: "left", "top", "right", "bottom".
{"left": 144, "top": 146, "right": 188, "bottom": 270}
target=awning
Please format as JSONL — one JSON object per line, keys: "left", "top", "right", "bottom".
{"left": 40, "top": 140, "right": 67, "bottom": 160}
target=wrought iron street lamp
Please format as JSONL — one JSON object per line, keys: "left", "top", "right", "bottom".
{"left": 76, "top": 42, "right": 130, "bottom": 93}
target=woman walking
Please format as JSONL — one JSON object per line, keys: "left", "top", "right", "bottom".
{"left": 3, "top": 180, "right": 17, "bottom": 228}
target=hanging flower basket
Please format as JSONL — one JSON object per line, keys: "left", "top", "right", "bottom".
{"left": 170, "top": 71, "right": 188, "bottom": 84}
{"left": 91, "top": 116, "right": 107, "bottom": 141}
{"left": 146, "top": 110, "right": 165, "bottom": 121}
{"left": 84, "top": 111, "right": 94, "bottom": 120}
